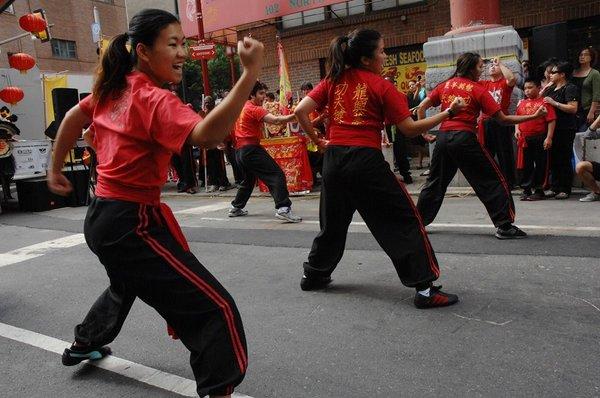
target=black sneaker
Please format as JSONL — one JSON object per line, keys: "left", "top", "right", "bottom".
{"left": 520, "top": 189, "right": 532, "bottom": 201}
{"left": 402, "top": 174, "right": 413, "bottom": 184}
{"left": 413, "top": 285, "right": 459, "bottom": 309}
{"left": 300, "top": 273, "right": 332, "bottom": 291}
{"left": 62, "top": 345, "right": 112, "bottom": 366}
{"left": 495, "top": 224, "right": 527, "bottom": 240}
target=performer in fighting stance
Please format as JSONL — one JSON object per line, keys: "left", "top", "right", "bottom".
{"left": 295, "top": 29, "right": 466, "bottom": 309}
{"left": 48, "top": 9, "right": 264, "bottom": 397}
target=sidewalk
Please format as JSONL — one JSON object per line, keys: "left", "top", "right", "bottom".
{"left": 163, "top": 149, "right": 588, "bottom": 200}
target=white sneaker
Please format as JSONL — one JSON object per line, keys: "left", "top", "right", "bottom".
{"left": 275, "top": 207, "right": 302, "bottom": 223}
{"left": 579, "top": 192, "right": 600, "bottom": 202}
{"left": 228, "top": 207, "right": 248, "bottom": 217}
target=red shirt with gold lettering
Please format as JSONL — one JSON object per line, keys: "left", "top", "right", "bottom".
{"left": 428, "top": 77, "right": 501, "bottom": 133}
{"left": 516, "top": 97, "right": 556, "bottom": 137}
{"left": 308, "top": 69, "right": 411, "bottom": 150}
{"left": 79, "top": 71, "right": 200, "bottom": 205}
{"left": 234, "top": 100, "right": 269, "bottom": 149}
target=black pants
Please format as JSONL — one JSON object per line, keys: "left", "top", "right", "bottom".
{"left": 417, "top": 131, "right": 515, "bottom": 228}
{"left": 224, "top": 142, "right": 244, "bottom": 185}
{"left": 386, "top": 125, "right": 410, "bottom": 176}
{"left": 308, "top": 150, "right": 323, "bottom": 184}
{"left": 231, "top": 145, "right": 291, "bottom": 209}
{"left": 305, "top": 146, "right": 439, "bottom": 288}
{"left": 550, "top": 128, "right": 576, "bottom": 194}
{"left": 483, "top": 118, "right": 516, "bottom": 188}
{"left": 76, "top": 198, "right": 247, "bottom": 397}
{"left": 206, "top": 148, "right": 231, "bottom": 187}
{"left": 519, "top": 135, "right": 548, "bottom": 191}
{"left": 171, "top": 144, "right": 197, "bottom": 190}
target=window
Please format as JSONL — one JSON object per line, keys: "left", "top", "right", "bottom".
{"left": 51, "top": 39, "right": 77, "bottom": 59}
{"left": 371, "top": 0, "right": 422, "bottom": 11}
{"left": 331, "top": 0, "right": 366, "bottom": 17}
{"left": 281, "top": 7, "right": 325, "bottom": 29}
{"left": 95, "top": 0, "right": 114, "bottom": 4}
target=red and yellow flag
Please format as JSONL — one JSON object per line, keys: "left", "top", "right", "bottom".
{"left": 277, "top": 40, "right": 293, "bottom": 109}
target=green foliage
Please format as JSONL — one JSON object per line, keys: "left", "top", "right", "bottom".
{"left": 181, "top": 44, "right": 240, "bottom": 110}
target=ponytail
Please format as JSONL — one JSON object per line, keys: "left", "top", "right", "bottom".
{"left": 326, "top": 36, "right": 349, "bottom": 81}
{"left": 92, "top": 33, "right": 132, "bottom": 101}
{"left": 325, "top": 29, "right": 382, "bottom": 82}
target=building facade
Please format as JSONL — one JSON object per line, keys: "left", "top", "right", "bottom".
{"left": 1, "top": 0, "right": 127, "bottom": 73}
{"left": 235, "top": 0, "right": 600, "bottom": 96}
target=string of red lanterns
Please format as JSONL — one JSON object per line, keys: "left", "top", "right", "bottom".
{"left": 0, "top": 13, "right": 48, "bottom": 106}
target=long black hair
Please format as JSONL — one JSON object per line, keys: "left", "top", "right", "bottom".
{"left": 325, "top": 29, "right": 382, "bottom": 81}
{"left": 92, "top": 9, "right": 179, "bottom": 101}
{"left": 452, "top": 52, "right": 481, "bottom": 79}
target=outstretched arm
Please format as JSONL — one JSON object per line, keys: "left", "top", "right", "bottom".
{"left": 295, "top": 96, "right": 327, "bottom": 151}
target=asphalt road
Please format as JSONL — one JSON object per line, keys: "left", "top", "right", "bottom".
{"left": 1, "top": 192, "right": 599, "bottom": 397}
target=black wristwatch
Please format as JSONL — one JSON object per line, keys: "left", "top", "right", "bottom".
{"left": 447, "top": 108, "right": 455, "bottom": 118}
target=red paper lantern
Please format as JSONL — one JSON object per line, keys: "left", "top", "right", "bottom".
{"left": 0, "top": 87, "right": 25, "bottom": 106}
{"left": 8, "top": 53, "right": 36, "bottom": 74}
{"left": 18, "top": 13, "right": 47, "bottom": 34}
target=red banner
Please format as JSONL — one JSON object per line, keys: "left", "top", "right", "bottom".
{"left": 258, "top": 136, "right": 313, "bottom": 193}
{"left": 179, "top": 0, "right": 346, "bottom": 36}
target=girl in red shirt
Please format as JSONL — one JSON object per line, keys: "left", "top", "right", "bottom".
{"left": 416, "top": 52, "right": 547, "bottom": 239}
{"left": 295, "top": 29, "right": 466, "bottom": 309}
{"left": 48, "top": 9, "right": 264, "bottom": 398}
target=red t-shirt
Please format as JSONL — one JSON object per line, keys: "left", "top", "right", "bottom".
{"left": 428, "top": 77, "right": 501, "bottom": 133}
{"left": 516, "top": 97, "right": 556, "bottom": 136}
{"left": 234, "top": 100, "right": 269, "bottom": 149}
{"left": 480, "top": 78, "right": 514, "bottom": 116}
{"left": 308, "top": 69, "right": 411, "bottom": 149}
{"left": 79, "top": 71, "right": 200, "bottom": 204}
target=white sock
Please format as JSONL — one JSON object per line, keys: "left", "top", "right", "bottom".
{"left": 418, "top": 287, "right": 431, "bottom": 297}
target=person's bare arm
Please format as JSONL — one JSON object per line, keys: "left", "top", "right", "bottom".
{"left": 187, "top": 37, "right": 264, "bottom": 148}
{"left": 294, "top": 96, "right": 327, "bottom": 151}
{"left": 48, "top": 105, "right": 91, "bottom": 195}
{"left": 543, "top": 97, "right": 578, "bottom": 114}
{"left": 497, "top": 59, "right": 516, "bottom": 87}
{"left": 544, "top": 120, "right": 556, "bottom": 150}
{"left": 263, "top": 113, "right": 296, "bottom": 125}
{"left": 493, "top": 106, "right": 547, "bottom": 125}
{"left": 399, "top": 97, "right": 465, "bottom": 138}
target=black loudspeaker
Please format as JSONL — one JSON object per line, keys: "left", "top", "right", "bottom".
{"left": 531, "top": 23, "right": 568, "bottom": 69}
{"left": 51, "top": 88, "right": 79, "bottom": 128}
{"left": 16, "top": 177, "right": 66, "bottom": 212}
{"left": 64, "top": 168, "right": 90, "bottom": 207}
{"left": 79, "top": 92, "right": 90, "bottom": 101}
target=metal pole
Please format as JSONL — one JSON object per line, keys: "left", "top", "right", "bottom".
{"left": 194, "top": 0, "right": 211, "bottom": 96}
{"left": 93, "top": 6, "right": 102, "bottom": 53}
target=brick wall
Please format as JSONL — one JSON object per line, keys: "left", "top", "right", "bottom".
{"left": 236, "top": 0, "right": 599, "bottom": 94}
{"left": 1, "top": 0, "right": 127, "bottom": 73}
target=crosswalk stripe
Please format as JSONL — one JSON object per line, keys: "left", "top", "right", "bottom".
{"left": 0, "top": 234, "right": 86, "bottom": 268}
{"left": 173, "top": 202, "right": 231, "bottom": 215}
{"left": 0, "top": 322, "right": 253, "bottom": 397}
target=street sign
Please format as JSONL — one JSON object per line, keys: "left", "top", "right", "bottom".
{"left": 91, "top": 22, "right": 101, "bottom": 43}
{"left": 189, "top": 41, "right": 216, "bottom": 60}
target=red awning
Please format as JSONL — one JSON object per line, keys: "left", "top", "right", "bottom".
{"left": 179, "top": 0, "right": 346, "bottom": 40}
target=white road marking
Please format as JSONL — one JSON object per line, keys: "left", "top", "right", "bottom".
{"left": 174, "top": 202, "right": 231, "bottom": 215}
{"left": 0, "top": 234, "right": 86, "bottom": 268}
{"left": 0, "top": 322, "right": 253, "bottom": 398}
{"left": 190, "top": 217, "right": 600, "bottom": 233}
